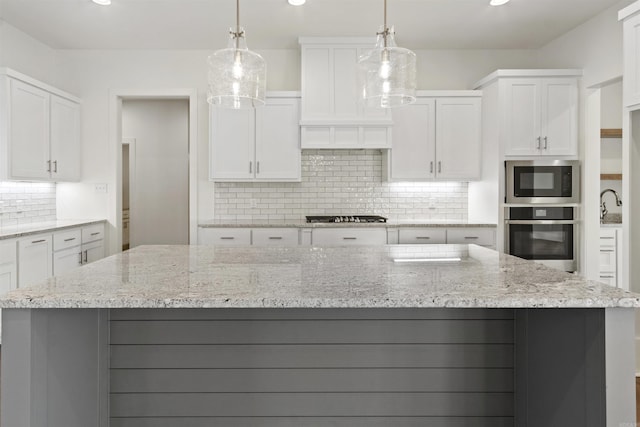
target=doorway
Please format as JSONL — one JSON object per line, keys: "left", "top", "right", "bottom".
{"left": 121, "top": 99, "right": 190, "bottom": 247}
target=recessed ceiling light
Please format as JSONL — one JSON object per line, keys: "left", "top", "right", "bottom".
{"left": 92, "top": 0, "right": 111, "bottom": 5}
{"left": 489, "top": 0, "right": 510, "bottom": 5}
{"left": 288, "top": 0, "right": 306, "bottom": 5}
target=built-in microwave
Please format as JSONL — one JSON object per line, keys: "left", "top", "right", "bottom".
{"left": 505, "top": 160, "right": 580, "bottom": 204}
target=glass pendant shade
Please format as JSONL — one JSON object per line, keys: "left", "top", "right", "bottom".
{"left": 358, "top": 27, "right": 417, "bottom": 108}
{"left": 207, "top": 28, "right": 266, "bottom": 108}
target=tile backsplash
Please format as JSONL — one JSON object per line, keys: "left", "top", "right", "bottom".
{"left": 214, "top": 150, "right": 468, "bottom": 223}
{"left": 0, "top": 182, "right": 57, "bottom": 227}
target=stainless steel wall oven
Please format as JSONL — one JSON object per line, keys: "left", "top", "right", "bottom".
{"left": 505, "top": 206, "right": 577, "bottom": 272}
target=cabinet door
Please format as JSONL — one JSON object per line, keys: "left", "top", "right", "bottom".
{"left": 503, "top": 79, "right": 541, "bottom": 156}
{"left": 9, "top": 79, "right": 51, "bottom": 180}
{"left": 540, "top": 78, "right": 578, "bottom": 156}
{"left": 435, "top": 97, "right": 482, "bottom": 180}
{"left": 50, "top": 95, "right": 81, "bottom": 181}
{"left": 83, "top": 240, "right": 105, "bottom": 264}
{"left": 388, "top": 98, "right": 435, "bottom": 180}
{"left": 255, "top": 98, "right": 301, "bottom": 181}
{"left": 53, "top": 246, "right": 82, "bottom": 276}
{"left": 210, "top": 107, "right": 255, "bottom": 180}
{"left": 18, "top": 234, "right": 53, "bottom": 287}
{"left": 0, "top": 240, "right": 17, "bottom": 293}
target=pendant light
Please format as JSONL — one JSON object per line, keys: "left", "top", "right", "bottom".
{"left": 358, "top": 0, "right": 416, "bottom": 108}
{"left": 207, "top": 0, "right": 266, "bottom": 108}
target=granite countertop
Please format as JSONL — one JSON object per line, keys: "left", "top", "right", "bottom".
{"left": 199, "top": 221, "right": 497, "bottom": 228}
{"left": 1, "top": 244, "right": 638, "bottom": 309}
{"left": 0, "top": 219, "right": 107, "bottom": 240}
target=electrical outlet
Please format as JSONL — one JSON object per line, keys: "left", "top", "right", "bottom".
{"left": 94, "top": 183, "right": 108, "bottom": 194}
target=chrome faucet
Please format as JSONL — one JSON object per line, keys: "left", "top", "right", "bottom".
{"left": 600, "top": 188, "right": 622, "bottom": 221}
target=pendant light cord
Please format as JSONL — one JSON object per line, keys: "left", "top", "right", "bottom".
{"left": 232, "top": 0, "right": 244, "bottom": 48}
{"left": 379, "top": 0, "right": 388, "bottom": 48}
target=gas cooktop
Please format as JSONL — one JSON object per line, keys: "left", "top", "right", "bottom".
{"left": 305, "top": 215, "right": 388, "bottom": 223}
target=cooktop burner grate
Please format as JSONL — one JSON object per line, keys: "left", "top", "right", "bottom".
{"left": 305, "top": 215, "right": 388, "bottom": 223}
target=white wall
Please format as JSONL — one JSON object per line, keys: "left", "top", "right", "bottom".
{"left": 0, "top": 20, "right": 61, "bottom": 87}
{"left": 537, "top": 0, "right": 634, "bottom": 88}
{"left": 122, "top": 99, "right": 189, "bottom": 246}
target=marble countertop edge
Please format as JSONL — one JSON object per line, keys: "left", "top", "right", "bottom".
{"left": 0, "top": 219, "right": 107, "bottom": 240}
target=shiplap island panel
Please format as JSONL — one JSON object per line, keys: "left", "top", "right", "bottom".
{"left": 0, "top": 244, "right": 637, "bottom": 427}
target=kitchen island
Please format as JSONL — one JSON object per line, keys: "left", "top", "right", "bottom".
{"left": 0, "top": 244, "right": 638, "bottom": 427}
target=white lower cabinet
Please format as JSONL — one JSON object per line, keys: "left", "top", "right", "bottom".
{"left": 599, "top": 228, "right": 623, "bottom": 288}
{"left": 0, "top": 239, "right": 17, "bottom": 342}
{"left": 446, "top": 228, "right": 496, "bottom": 247}
{"left": 252, "top": 228, "right": 299, "bottom": 246}
{"left": 53, "top": 224, "right": 105, "bottom": 276}
{"left": 199, "top": 228, "right": 252, "bottom": 246}
{"left": 312, "top": 228, "right": 387, "bottom": 246}
{"left": 398, "top": 228, "right": 447, "bottom": 244}
{"left": 18, "top": 233, "right": 53, "bottom": 287}
{"left": 0, "top": 240, "right": 17, "bottom": 295}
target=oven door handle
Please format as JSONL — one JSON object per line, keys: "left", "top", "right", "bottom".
{"left": 506, "top": 220, "right": 577, "bottom": 225}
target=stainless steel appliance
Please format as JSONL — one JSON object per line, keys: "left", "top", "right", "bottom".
{"left": 306, "top": 215, "right": 387, "bottom": 223}
{"left": 505, "top": 206, "right": 577, "bottom": 272}
{"left": 506, "top": 160, "right": 580, "bottom": 204}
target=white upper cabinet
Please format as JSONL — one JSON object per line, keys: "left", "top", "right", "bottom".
{"left": 0, "top": 68, "right": 82, "bottom": 182}
{"left": 386, "top": 97, "right": 436, "bottom": 180}
{"left": 210, "top": 94, "right": 301, "bottom": 182}
{"left": 435, "top": 97, "right": 482, "bottom": 179}
{"left": 385, "top": 92, "right": 482, "bottom": 181}
{"left": 299, "top": 37, "right": 392, "bottom": 149}
{"left": 50, "top": 94, "right": 81, "bottom": 181}
{"left": 620, "top": 3, "right": 640, "bottom": 107}
{"left": 502, "top": 77, "right": 578, "bottom": 157}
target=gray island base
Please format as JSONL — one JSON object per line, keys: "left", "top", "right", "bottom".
{"left": 0, "top": 244, "right": 638, "bottom": 427}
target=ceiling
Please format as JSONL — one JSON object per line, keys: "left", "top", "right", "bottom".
{"left": 0, "top": 0, "right": 631, "bottom": 50}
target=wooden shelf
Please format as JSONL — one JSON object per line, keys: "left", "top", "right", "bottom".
{"left": 601, "top": 173, "right": 622, "bottom": 180}
{"left": 601, "top": 128, "right": 622, "bottom": 138}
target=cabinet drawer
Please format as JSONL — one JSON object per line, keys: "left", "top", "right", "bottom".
{"left": 199, "top": 228, "right": 251, "bottom": 246}
{"left": 398, "top": 228, "right": 446, "bottom": 244}
{"left": 54, "top": 229, "right": 82, "bottom": 251}
{"left": 598, "top": 274, "right": 616, "bottom": 287}
{"left": 0, "top": 240, "right": 17, "bottom": 265}
{"left": 82, "top": 224, "right": 105, "bottom": 244}
{"left": 252, "top": 228, "right": 299, "bottom": 246}
{"left": 312, "top": 228, "right": 387, "bottom": 246}
{"left": 446, "top": 228, "right": 495, "bottom": 246}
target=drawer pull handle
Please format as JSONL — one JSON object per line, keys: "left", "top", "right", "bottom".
{"left": 600, "top": 249, "right": 614, "bottom": 253}
{"left": 600, "top": 237, "right": 615, "bottom": 240}
{"left": 90, "top": 232, "right": 100, "bottom": 236}
{"left": 600, "top": 275, "right": 615, "bottom": 279}
{"left": 31, "top": 239, "right": 46, "bottom": 244}
{"left": 464, "top": 236, "right": 479, "bottom": 240}
{"left": 64, "top": 238, "right": 76, "bottom": 242}
{"left": 268, "top": 237, "right": 283, "bottom": 240}
{"left": 220, "top": 237, "right": 235, "bottom": 240}
{"left": 343, "top": 237, "right": 357, "bottom": 240}
{"left": 416, "top": 236, "right": 431, "bottom": 240}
